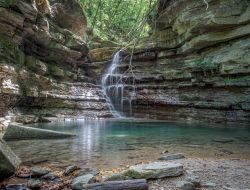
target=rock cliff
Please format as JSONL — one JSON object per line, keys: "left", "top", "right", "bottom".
{"left": 89, "top": 0, "right": 250, "bottom": 124}
{"left": 1, "top": 0, "right": 250, "bottom": 125}
{"left": 0, "top": 0, "right": 112, "bottom": 127}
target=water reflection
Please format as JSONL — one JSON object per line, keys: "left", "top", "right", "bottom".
{"left": 7, "top": 119, "right": 250, "bottom": 170}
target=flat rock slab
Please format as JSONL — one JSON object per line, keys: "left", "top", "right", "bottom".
{"left": 3, "top": 123, "right": 75, "bottom": 141}
{"left": 0, "top": 139, "right": 21, "bottom": 180}
{"left": 124, "top": 162, "right": 184, "bottom": 179}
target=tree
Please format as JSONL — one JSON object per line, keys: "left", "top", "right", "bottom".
{"left": 80, "top": 0, "right": 157, "bottom": 44}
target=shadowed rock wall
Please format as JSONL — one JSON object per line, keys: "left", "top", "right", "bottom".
{"left": 0, "top": 0, "right": 112, "bottom": 124}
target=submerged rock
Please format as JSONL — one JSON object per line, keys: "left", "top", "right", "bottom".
{"left": 64, "top": 165, "right": 79, "bottom": 176}
{"left": 0, "top": 139, "right": 21, "bottom": 180}
{"left": 3, "top": 123, "right": 75, "bottom": 141}
{"left": 158, "top": 153, "right": 185, "bottom": 161}
{"left": 212, "top": 138, "right": 234, "bottom": 143}
{"left": 41, "top": 172, "right": 60, "bottom": 181}
{"left": 71, "top": 174, "right": 95, "bottom": 190}
{"left": 124, "top": 162, "right": 184, "bottom": 179}
{"left": 77, "top": 169, "right": 100, "bottom": 177}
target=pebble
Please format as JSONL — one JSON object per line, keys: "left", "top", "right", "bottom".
{"left": 202, "top": 182, "right": 217, "bottom": 188}
{"left": 28, "top": 179, "right": 42, "bottom": 189}
{"left": 176, "top": 181, "right": 196, "bottom": 190}
{"left": 186, "top": 175, "right": 201, "bottom": 187}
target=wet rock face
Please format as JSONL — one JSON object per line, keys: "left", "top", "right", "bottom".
{"left": 139, "top": 0, "right": 250, "bottom": 124}
{"left": 0, "top": 0, "right": 111, "bottom": 119}
{"left": 90, "top": 0, "right": 250, "bottom": 124}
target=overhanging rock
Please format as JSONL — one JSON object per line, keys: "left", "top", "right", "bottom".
{"left": 0, "top": 139, "right": 21, "bottom": 180}
{"left": 3, "top": 123, "right": 75, "bottom": 141}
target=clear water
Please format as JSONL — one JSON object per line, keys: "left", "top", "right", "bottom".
{"left": 7, "top": 119, "right": 250, "bottom": 170}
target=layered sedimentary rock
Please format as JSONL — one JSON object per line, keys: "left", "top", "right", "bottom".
{"left": 0, "top": 0, "right": 112, "bottom": 122}
{"left": 89, "top": 0, "right": 250, "bottom": 124}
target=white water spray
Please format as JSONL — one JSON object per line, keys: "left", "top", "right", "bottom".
{"left": 102, "top": 50, "right": 136, "bottom": 117}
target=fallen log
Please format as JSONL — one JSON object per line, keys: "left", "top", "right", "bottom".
{"left": 81, "top": 179, "right": 148, "bottom": 190}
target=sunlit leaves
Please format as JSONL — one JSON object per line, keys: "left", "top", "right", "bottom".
{"left": 80, "top": 0, "right": 157, "bottom": 43}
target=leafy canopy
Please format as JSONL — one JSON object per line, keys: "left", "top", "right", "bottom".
{"left": 80, "top": 0, "right": 157, "bottom": 44}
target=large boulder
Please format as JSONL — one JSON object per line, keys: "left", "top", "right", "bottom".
{"left": 50, "top": 0, "right": 87, "bottom": 37}
{"left": 0, "top": 139, "right": 21, "bottom": 180}
{"left": 124, "top": 162, "right": 184, "bottom": 179}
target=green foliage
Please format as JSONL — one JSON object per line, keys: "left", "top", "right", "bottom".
{"left": 80, "top": 0, "right": 157, "bottom": 44}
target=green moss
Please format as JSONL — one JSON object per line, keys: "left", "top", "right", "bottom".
{"left": 123, "top": 170, "right": 142, "bottom": 179}
{"left": 47, "top": 64, "right": 64, "bottom": 78}
{"left": 123, "top": 169, "right": 153, "bottom": 179}
{"left": 193, "top": 58, "right": 217, "bottom": 70}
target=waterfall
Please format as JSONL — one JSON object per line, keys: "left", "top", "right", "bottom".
{"left": 102, "top": 51, "right": 123, "bottom": 117}
{"left": 102, "top": 50, "right": 136, "bottom": 118}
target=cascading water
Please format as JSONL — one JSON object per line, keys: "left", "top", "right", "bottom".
{"left": 102, "top": 51, "right": 136, "bottom": 117}
{"left": 102, "top": 51, "right": 123, "bottom": 117}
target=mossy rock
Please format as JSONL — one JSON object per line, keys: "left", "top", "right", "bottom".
{"left": 123, "top": 162, "right": 184, "bottom": 180}
{"left": 123, "top": 169, "right": 153, "bottom": 179}
{"left": 47, "top": 64, "right": 64, "bottom": 78}
{"left": 104, "top": 173, "right": 131, "bottom": 182}
{"left": 25, "top": 56, "right": 47, "bottom": 74}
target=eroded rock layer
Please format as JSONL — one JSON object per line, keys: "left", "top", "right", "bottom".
{"left": 0, "top": 0, "right": 112, "bottom": 122}
{"left": 89, "top": 0, "right": 250, "bottom": 124}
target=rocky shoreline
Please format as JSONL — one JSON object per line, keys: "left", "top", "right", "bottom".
{"left": 1, "top": 154, "right": 249, "bottom": 190}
